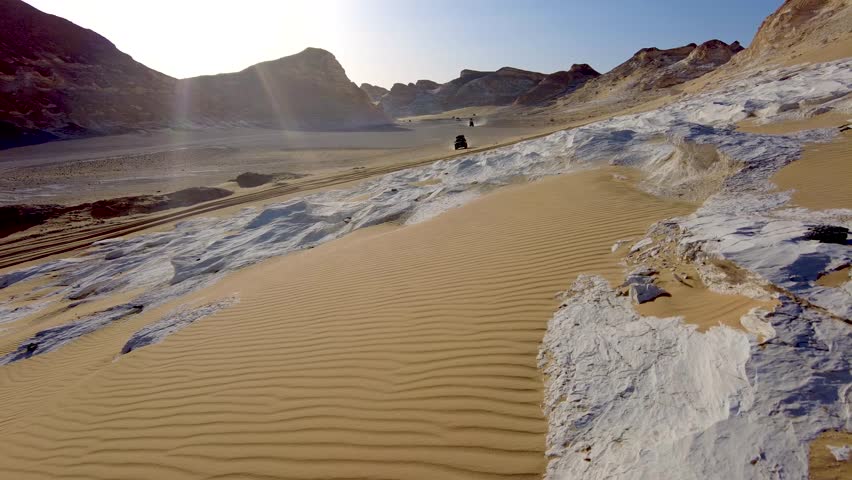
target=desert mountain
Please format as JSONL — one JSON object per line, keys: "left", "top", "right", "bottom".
{"left": 728, "top": 0, "right": 852, "bottom": 67}
{"left": 175, "top": 48, "right": 388, "bottom": 130}
{"left": 513, "top": 64, "right": 600, "bottom": 106}
{"left": 0, "top": 0, "right": 388, "bottom": 149}
{"left": 0, "top": 0, "right": 175, "bottom": 148}
{"left": 567, "top": 39, "right": 743, "bottom": 103}
{"left": 380, "top": 38, "right": 744, "bottom": 117}
{"left": 359, "top": 83, "right": 389, "bottom": 103}
{"left": 379, "top": 67, "right": 547, "bottom": 117}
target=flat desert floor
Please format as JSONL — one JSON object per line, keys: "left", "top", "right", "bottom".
{"left": 0, "top": 120, "right": 552, "bottom": 206}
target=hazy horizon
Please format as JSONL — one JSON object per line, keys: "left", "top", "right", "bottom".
{"left": 26, "top": 0, "right": 782, "bottom": 87}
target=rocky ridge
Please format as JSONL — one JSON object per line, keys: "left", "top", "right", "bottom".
{"left": 378, "top": 67, "right": 547, "bottom": 117}
{"left": 567, "top": 39, "right": 744, "bottom": 102}
{"left": 514, "top": 64, "right": 600, "bottom": 106}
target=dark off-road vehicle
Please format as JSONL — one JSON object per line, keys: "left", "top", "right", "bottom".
{"left": 454, "top": 135, "right": 468, "bottom": 150}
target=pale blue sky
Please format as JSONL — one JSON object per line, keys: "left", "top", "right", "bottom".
{"left": 26, "top": 0, "right": 782, "bottom": 87}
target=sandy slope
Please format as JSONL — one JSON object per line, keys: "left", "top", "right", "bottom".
{"left": 809, "top": 431, "right": 852, "bottom": 480}
{"left": 738, "top": 113, "right": 852, "bottom": 210}
{"left": 771, "top": 133, "right": 852, "bottom": 211}
{"left": 0, "top": 168, "right": 693, "bottom": 479}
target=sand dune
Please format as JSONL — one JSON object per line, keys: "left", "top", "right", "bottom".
{"left": 0, "top": 168, "right": 693, "bottom": 479}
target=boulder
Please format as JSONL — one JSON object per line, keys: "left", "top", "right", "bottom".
{"left": 804, "top": 225, "right": 849, "bottom": 244}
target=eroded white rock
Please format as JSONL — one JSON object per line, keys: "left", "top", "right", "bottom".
{"left": 540, "top": 276, "right": 850, "bottom": 480}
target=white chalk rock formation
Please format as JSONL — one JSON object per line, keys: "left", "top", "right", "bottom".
{"left": 540, "top": 276, "right": 850, "bottom": 480}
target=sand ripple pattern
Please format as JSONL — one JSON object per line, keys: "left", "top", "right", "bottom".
{"left": 0, "top": 170, "right": 690, "bottom": 479}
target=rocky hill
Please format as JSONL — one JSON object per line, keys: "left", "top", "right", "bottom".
{"left": 0, "top": 0, "right": 388, "bottom": 149}
{"left": 0, "top": 0, "right": 175, "bottom": 148}
{"left": 379, "top": 38, "right": 744, "bottom": 117}
{"left": 727, "top": 0, "right": 852, "bottom": 67}
{"left": 514, "top": 64, "right": 600, "bottom": 106}
{"left": 175, "top": 48, "right": 388, "bottom": 130}
{"left": 567, "top": 40, "right": 743, "bottom": 103}
{"left": 379, "top": 67, "right": 547, "bottom": 117}
{"left": 359, "top": 83, "right": 389, "bottom": 103}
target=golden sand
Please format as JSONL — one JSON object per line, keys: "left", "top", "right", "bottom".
{"left": 809, "top": 431, "right": 852, "bottom": 480}
{"left": 737, "top": 111, "right": 851, "bottom": 135}
{"left": 0, "top": 166, "right": 803, "bottom": 479}
{"left": 771, "top": 133, "right": 852, "bottom": 211}
{"left": 635, "top": 267, "right": 777, "bottom": 332}
{"left": 738, "top": 113, "right": 852, "bottom": 211}
{"left": 0, "top": 168, "right": 694, "bottom": 479}
{"left": 817, "top": 266, "right": 851, "bottom": 288}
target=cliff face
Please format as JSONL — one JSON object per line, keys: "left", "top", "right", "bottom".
{"left": 0, "top": 0, "right": 175, "bottom": 148}
{"left": 0, "top": 0, "right": 388, "bottom": 149}
{"left": 514, "top": 64, "right": 601, "bottom": 106}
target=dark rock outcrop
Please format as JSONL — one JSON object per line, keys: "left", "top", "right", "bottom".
{"left": 0, "top": 203, "right": 66, "bottom": 238}
{"left": 514, "top": 64, "right": 601, "bottom": 105}
{"left": 234, "top": 172, "right": 274, "bottom": 188}
{"left": 804, "top": 225, "right": 849, "bottom": 245}
{"left": 88, "top": 187, "right": 232, "bottom": 219}
{"left": 0, "top": 187, "right": 232, "bottom": 237}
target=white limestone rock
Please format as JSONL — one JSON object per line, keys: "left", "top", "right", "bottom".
{"left": 539, "top": 276, "right": 851, "bottom": 480}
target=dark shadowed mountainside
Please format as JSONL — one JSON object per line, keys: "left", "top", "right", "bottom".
{"left": 0, "top": 0, "right": 388, "bottom": 149}
{"left": 0, "top": 0, "right": 175, "bottom": 148}
{"left": 513, "top": 64, "right": 600, "bottom": 106}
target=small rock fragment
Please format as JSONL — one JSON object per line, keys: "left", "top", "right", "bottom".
{"left": 828, "top": 444, "right": 850, "bottom": 462}
{"left": 629, "top": 238, "right": 653, "bottom": 254}
{"left": 629, "top": 283, "right": 668, "bottom": 304}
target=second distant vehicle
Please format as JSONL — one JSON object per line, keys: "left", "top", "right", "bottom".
{"left": 454, "top": 135, "right": 468, "bottom": 150}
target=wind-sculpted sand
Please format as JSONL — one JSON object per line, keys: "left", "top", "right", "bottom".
{"left": 0, "top": 168, "right": 692, "bottom": 479}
